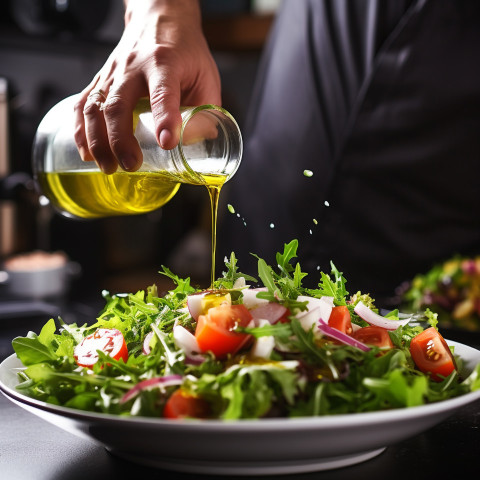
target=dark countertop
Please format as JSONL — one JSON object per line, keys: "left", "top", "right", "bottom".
{"left": 2, "top": 302, "right": 480, "bottom": 480}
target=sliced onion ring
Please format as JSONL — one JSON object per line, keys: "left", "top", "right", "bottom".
{"left": 120, "top": 375, "right": 183, "bottom": 404}
{"left": 318, "top": 319, "right": 371, "bottom": 352}
{"left": 143, "top": 331, "right": 154, "bottom": 355}
{"left": 250, "top": 302, "right": 287, "bottom": 324}
{"left": 354, "top": 301, "right": 412, "bottom": 331}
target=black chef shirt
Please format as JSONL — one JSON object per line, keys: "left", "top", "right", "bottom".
{"left": 221, "top": 0, "right": 480, "bottom": 306}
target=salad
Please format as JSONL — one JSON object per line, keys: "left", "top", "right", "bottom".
{"left": 11, "top": 240, "right": 480, "bottom": 420}
{"left": 402, "top": 255, "right": 480, "bottom": 331}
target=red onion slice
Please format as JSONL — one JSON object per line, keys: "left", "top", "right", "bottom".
{"left": 120, "top": 375, "right": 183, "bottom": 404}
{"left": 318, "top": 319, "right": 371, "bottom": 352}
{"left": 250, "top": 302, "right": 288, "bottom": 324}
{"left": 354, "top": 301, "right": 412, "bottom": 331}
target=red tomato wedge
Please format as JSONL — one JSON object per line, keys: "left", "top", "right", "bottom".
{"left": 410, "top": 327, "right": 456, "bottom": 381}
{"left": 352, "top": 326, "right": 394, "bottom": 348}
{"left": 195, "top": 304, "right": 253, "bottom": 358}
{"left": 163, "top": 389, "right": 210, "bottom": 419}
{"left": 328, "top": 306, "right": 353, "bottom": 335}
{"left": 74, "top": 328, "right": 128, "bottom": 368}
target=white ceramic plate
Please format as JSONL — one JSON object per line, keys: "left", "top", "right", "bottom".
{"left": 1, "top": 341, "right": 480, "bottom": 476}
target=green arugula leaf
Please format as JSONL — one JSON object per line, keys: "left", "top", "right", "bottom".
{"left": 12, "top": 333, "right": 57, "bottom": 365}
{"left": 293, "top": 262, "right": 308, "bottom": 289}
{"left": 12, "top": 319, "right": 60, "bottom": 365}
{"left": 363, "top": 369, "right": 428, "bottom": 408}
{"left": 462, "top": 363, "right": 480, "bottom": 391}
{"left": 257, "top": 258, "right": 279, "bottom": 300}
{"left": 242, "top": 322, "right": 292, "bottom": 341}
{"left": 276, "top": 239, "right": 298, "bottom": 275}
{"left": 214, "top": 252, "right": 257, "bottom": 289}
{"left": 160, "top": 266, "right": 197, "bottom": 296}
{"left": 425, "top": 308, "right": 439, "bottom": 329}
{"left": 305, "top": 262, "right": 348, "bottom": 306}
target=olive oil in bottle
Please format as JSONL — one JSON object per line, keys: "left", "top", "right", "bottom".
{"left": 37, "top": 170, "right": 181, "bottom": 219}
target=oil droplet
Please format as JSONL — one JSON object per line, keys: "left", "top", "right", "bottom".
{"left": 270, "top": 223, "right": 275, "bottom": 229}
{"left": 227, "top": 204, "right": 235, "bottom": 214}
{"left": 324, "top": 200, "right": 330, "bottom": 207}
{"left": 313, "top": 218, "right": 318, "bottom": 225}
{"left": 39, "top": 195, "right": 50, "bottom": 207}
{"left": 303, "top": 169, "right": 313, "bottom": 177}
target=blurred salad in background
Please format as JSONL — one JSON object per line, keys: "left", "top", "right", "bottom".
{"left": 401, "top": 256, "right": 480, "bottom": 331}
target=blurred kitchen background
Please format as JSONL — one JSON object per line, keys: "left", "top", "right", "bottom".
{"left": 0, "top": 0, "right": 279, "bottom": 296}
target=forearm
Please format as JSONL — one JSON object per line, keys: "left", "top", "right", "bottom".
{"left": 120, "top": 0, "right": 204, "bottom": 54}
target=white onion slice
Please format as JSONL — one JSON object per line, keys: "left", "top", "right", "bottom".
{"left": 318, "top": 319, "right": 371, "bottom": 352}
{"left": 354, "top": 301, "right": 412, "bottom": 331}
{"left": 173, "top": 325, "right": 205, "bottom": 363}
{"left": 233, "top": 277, "right": 247, "bottom": 288}
{"left": 143, "top": 331, "right": 154, "bottom": 355}
{"left": 297, "top": 295, "right": 334, "bottom": 308}
{"left": 120, "top": 375, "right": 183, "bottom": 404}
{"left": 295, "top": 296, "right": 333, "bottom": 333}
{"left": 186, "top": 292, "right": 207, "bottom": 321}
{"left": 241, "top": 288, "right": 269, "bottom": 309}
{"left": 250, "top": 319, "right": 275, "bottom": 359}
{"left": 297, "top": 307, "right": 322, "bottom": 332}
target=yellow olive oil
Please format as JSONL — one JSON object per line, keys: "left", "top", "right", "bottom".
{"left": 200, "top": 292, "right": 232, "bottom": 314}
{"left": 38, "top": 170, "right": 181, "bottom": 218}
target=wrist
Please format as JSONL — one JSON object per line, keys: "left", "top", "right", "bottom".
{"left": 123, "top": 0, "right": 201, "bottom": 27}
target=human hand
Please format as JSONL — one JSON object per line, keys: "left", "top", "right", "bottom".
{"left": 73, "top": 0, "right": 221, "bottom": 174}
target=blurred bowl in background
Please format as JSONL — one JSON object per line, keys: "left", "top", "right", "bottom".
{"left": 0, "top": 250, "right": 80, "bottom": 299}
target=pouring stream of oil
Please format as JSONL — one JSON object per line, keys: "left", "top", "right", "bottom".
{"left": 201, "top": 173, "right": 227, "bottom": 288}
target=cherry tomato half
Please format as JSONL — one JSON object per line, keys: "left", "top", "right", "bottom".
{"left": 195, "top": 304, "right": 253, "bottom": 358}
{"left": 163, "top": 389, "right": 210, "bottom": 419}
{"left": 328, "top": 306, "right": 353, "bottom": 335}
{"left": 74, "top": 328, "right": 128, "bottom": 368}
{"left": 352, "top": 326, "right": 393, "bottom": 348}
{"left": 410, "top": 327, "right": 456, "bottom": 381}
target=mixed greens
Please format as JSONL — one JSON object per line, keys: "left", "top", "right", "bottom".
{"left": 11, "top": 240, "right": 480, "bottom": 420}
